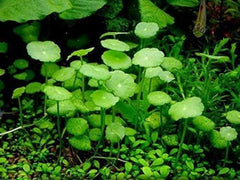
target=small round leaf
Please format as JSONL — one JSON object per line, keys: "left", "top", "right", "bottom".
{"left": 25, "top": 82, "right": 42, "bottom": 94}
{"left": 226, "top": 110, "right": 240, "bottom": 124}
{"left": 69, "top": 135, "right": 91, "bottom": 151}
{"left": 101, "top": 39, "right": 130, "bottom": 51}
{"left": 80, "top": 64, "right": 110, "bottom": 80}
{"left": 192, "top": 116, "right": 215, "bottom": 132}
{"left": 12, "top": 86, "right": 25, "bottom": 99}
{"left": 134, "top": 22, "right": 159, "bottom": 39}
{"left": 13, "top": 59, "right": 29, "bottom": 70}
{"left": 220, "top": 126, "right": 238, "bottom": 141}
{"left": 43, "top": 85, "right": 72, "bottom": 101}
{"left": 147, "top": 91, "right": 171, "bottom": 106}
{"left": 66, "top": 118, "right": 89, "bottom": 136}
{"left": 52, "top": 67, "right": 75, "bottom": 81}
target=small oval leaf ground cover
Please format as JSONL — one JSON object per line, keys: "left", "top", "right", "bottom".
{"left": 66, "top": 118, "right": 89, "bottom": 136}
{"left": 101, "top": 39, "right": 130, "bottom": 51}
{"left": 80, "top": 64, "right": 110, "bottom": 80}
{"left": 59, "top": 0, "right": 106, "bottom": 20}
{"left": 147, "top": 91, "right": 171, "bottom": 106}
{"left": 226, "top": 110, "right": 240, "bottom": 124}
{"left": 69, "top": 135, "right": 91, "bottom": 151}
{"left": 0, "top": 0, "right": 72, "bottom": 23}
{"left": 106, "top": 122, "right": 125, "bottom": 143}
{"left": 220, "top": 126, "right": 238, "bottom": 141}
{"left": 43, "top": 85, "right": 72, "bottom": 101}
{"left": 101, "top": 50, "right": 131, "bottom": 69}
{"left": 105, "top": 70, "right": 137, "bottom": 99}
{"left": 168, "top": 97, "right": 204, "bottom": 121}
{"left": 192, "top": 116, "right": 215, "bottom": 132}
{"left": 134, "top": 22, "right": 159, "bottom": 39}
{"left": 27, "top": 41, "right": 61, "bottom": 62}
{"left": 132, "top": 48, "right": 164, "bottom": 67}
{"left": 91, "top": 90, "right": 119, "bottom": 109}
{"left": 52, "top": 67, "right": 75, "bottom": 81}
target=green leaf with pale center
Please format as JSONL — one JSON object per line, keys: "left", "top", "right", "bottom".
{"left": 161, "top": 57, "right": 183, "bottom": 72}
{"left": 134, "top": 22, "right": 159, "bottom": 39}
{"left": 220, "top": 126, "right": 238, "bottom": 141}
{"left": 43, "top": 85, "right": 72, "bottom": 101}
{"left": 80, "top": 64, "right": 110, "bottom": 80}
{"left": 101, "top": 39, "right": 130, "bottom": 52}
{"left": 52, "top": 67, "right": 75, "bottom": 81}
{"left": 67, "top": 47, "right": 94, "bottom": 60}
{"left": 27, "top": 41, "right": 61, "bottom": 62}
{"left": 168, "top": 97, "right": 204, "bottom": 120}
{"left": 226, "top": 110, "right": 240, "bottom": 124}
{"left": 147, "top": 91, "right": 171, "bottom": 106}
{"left": 105, "top": 122, "right": 125, "bottom": 143}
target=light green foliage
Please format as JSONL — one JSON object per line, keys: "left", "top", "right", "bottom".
{"left": 134, "top": 22, "right": 159, "bottom": 39}
{"left": 105, "top": 122, "right": 125, "bottom": 143}
{"left": 161, "top": 57, "right": 183, "bottom": 72}
{"left": 25, "top": 82, "right": 42, "bottom": 94}
{"left": 0, "top": 69, "right": 5, "bottom": 76}
{"left": 13, "top": 21, "right": 40, "bottom": 43}
{"left": 13, "top": 59, "right": 29, "bottom": 70}
{"left": 168, "top": 97, "right": 204, "bottom": 120}
{"left": 105, "top": 70, "right": 137, "bottom": 99}
{"left": 162, "top": 134, "right": 178, "bottom": 146}
{"left": 145, "top": 67, "right": 163, "bottom": 78}
{"left": 47, "top": 100, "right": 76, "bottom": 116}
{"left": 59, "top": 0, "right": 106, "bottom": 20}
{"left": 67, "top": 47, "right": 94, "bottom": 60}
{"left": 80, "top": 64, "right": 110, "bottom": 80}
{"left": 147, "top": 91, "right": 171, "bottom": 106}
{"left": 167, "top": 0, "right": 199, "bottom": 7}
{"left": 12, "top": 86, "right": 25, "bottom": 99}
{"left": 220, "top": 126, "right": 238, "bottom": 141}
{"left": 145, "top": 112, "right": 166, "bottom": 129}
{"left": 192, "top": 116, "right": 215, "bottom": 132}
{"left": 27, "top": 41, "right": 61, "bottom": 62}
{"left": 132, "top": 48, "right": 164, "bottom": 67}
{"left": 226, "top": 110, "right": 240, "bottom": 124}
{"left": 91, "top": 90, "right": 119, "bottom": 109}
{"left": 210, "top": 130, "right": 228, "bottom": 149}
{"left": 66, "top": 118, "right": 89, "bottom": 136}
{"left": 52, "top": 67, "right": 75, "bottom": 82}
{"left": 89, "top": 128, "right": 102, "bottom": 141}
{"left": 0, "top": 0, "right": 72, "bottom": 22}
{"left": 69, "top": 135, "right": 91, "bottom": 151}
{"left": 101, "top": 39, "right": 130, "bottom": 52}
{"left": 40, "top": 63, "right": 60, "bottom": 77}
{"left": 43, "top": 85, "right": 72, "bottom": 101}
{"left": 139, "top": 0, "right": 174, "bottom": 28}
{"left": 101, "top": 50, "right": 132, "bottom": 70}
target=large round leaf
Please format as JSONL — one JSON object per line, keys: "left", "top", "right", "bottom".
{"left": 43, "top": 85, "right": 72, "bottom": 101}
{"left": 134, "top": 22, "right": 159, "bottom": 39}
{"left": 80, "top": 64, "right": 110, "bottom": 80}
{"left": 226, "top": 110, "right": 240, "bottom": 125}
{"left": 168, "top": 97, "right": 204, "bottom": 121}
{"left": 105, "top": 70, "right": 137, "bottom": 99}
{"left": 101, "top": 39, "right": 130, "bottom": 52}
{"left": 91, "top": 90, "right": 119, "bottom": 109}
{"left": 27, "top": 41, "right": 61, "bottom": 62}
{"left": 66, "top": 118, "right": 89, "bottom": 136}
{"left": 102, "top": 50, "right": 131, "bottom": 69}
{"left": 147, "top": 91, "right": 171, "bottom": 106}
{"left": 220, "top": 126, "right": 238, "bottom": 141}
{"left": 132, "top": 48, "right": 164, "bottom": 67}
{"left": 105, "top": 122, "right": 125, "bottom": 143}
{"left": 69, "top": 135, "right": 91, "bottom": 151}
{"left": 47, "top": 100, "right": 76, "bottom": 116}
{"left": 52, "top": 67, "right": 75, "bottom": 81}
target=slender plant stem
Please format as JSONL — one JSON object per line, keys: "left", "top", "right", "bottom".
{"left": 44, "top": 64, "right": 48, "bottom": 115}
{"left": 0, "top": 123, "right": 35, "bottom": 136}
{"left": 176, "top": 74, "right": 185, "bottom": 99}
{"left": 56, "top": 101, "right": 63, "bottom": 157}
{"left": 112, "top": 106, "right": 116, "bottom": 123}
{"left": 72, "top": 71, "right": 78, "bottom": 88}
{"left": 114, "top": 141, "right": 121, "bottom": 164}
{"left": 91, "top": 156, "right": 127, "bottom": 163}
{"left": 176, "top": 118, "right": 188, "bottom": 164}
{"left": 17, "top": 97, "right": 23, "bottom": 127}
{"left": 223, "top": 141, "right": 230, "bottom": 167}
{"left": 109, "top": 142, "right": 113, "bottom": 158}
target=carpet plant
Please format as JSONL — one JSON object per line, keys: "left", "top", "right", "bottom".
{"left": 0, "top": 4, "right": 240, "bottom": 177}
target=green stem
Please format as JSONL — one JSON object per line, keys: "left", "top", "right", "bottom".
{"left": 176, "top": 119, "right": 188, "bottom": 164}
{"left": 223, "top": 141, "right": 230, "bottom": 167}
{"left": 176, "top": 74, "right": 185, "bottom": 99}
{"left": 109, "top": 142, "right": 113, "bottom": 158}
{"left": 17, "top": 97, "right": 23, "bottom": 127}
{"left": 56, "top": 101, "right": 63, "bottom": 157}
{"left": 112, "top": 106, "right": 116, "bottom": 123}
{"left": 148, "top": 78, "right": 152, "bottom": 94}
{"left": 114, "top": 141, "right": 121, "bottom": 164}
{"left": 94, "top": 108, "right": 106, "bottom": 156}
{"left": 137, "top": 69, "right": 146, "bottom": 101}
{"left": 72, "top": 71, "right": 78, "bottom": 88}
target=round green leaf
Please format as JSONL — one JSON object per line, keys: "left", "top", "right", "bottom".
{"left": 47, "top": 100, "right": 76, "bottom": 116}
{"left": 12, "top": 86, "right": 25, "bottom": 99}
{"left": 102, "top": 50, "right": 131, "bottom": 70}
{"left": 69, "top": 135, "right": 91, "bottom": 151}
{"left": 43, "top": 85, "right": 72, "bottom": 101}
{"left": 134, "top": 22, "right": 159, "bottom": 39}
{"left": 40, "top": 63, "right": 60, "bottom": 77}
{"left": 25, "top": 82, "right": 42, "bottom": 94}
{"left": 52, "top": 67, "right": 75, "bottom": 81}
{"left": 132, "top": 48, "right": 164, "bottom": 67}
{"left": 66, "top": 118, "right": 89, "bottom": 136}
{"left": 106, "top": 122, "right": 125, "bottom": 143}
{"left": 26, "top": 41, "right": 61, "bottom": 62}
{"left": 13, "top": 72, "right": 28, "bottom": 80}
{"left": 67, "top": 47, "right": 94, "bottom": 60}
{"left": 80, "top": 64, "right": 110, "bottom": 80}
{"left": 145, "top": 67, "right": 163, "bottom": 78}
{"left": 192, "top": 116, "right": 215, "bottom": 132}
{"left": 0, "top": 69, "right": 5, "bottom": 76}
{"left": 13, "top": 59, "right": 29, "bottom": 69}
{"left": 210, "top": 130, "right": 228, "bottom": 149}
{"left": 147, "top": 91, "right": 171, "bottom": 106}
{"left": 105, "top": 70, "right": 137, "bottom": 99}
{"left": 168, "top": 97, "right": 204, "bottom": 121}
{"left": 91, "top": 90, "right": 119, "bottom": 109}
{"left": 145, "top": 112, "right": 167, "bottom": 129}
{"left": 220, "top": 126, "right": 238, "bottom": 141}
{"left": 0, "top": 42, "right": 8, "bottom": 53}
{"left": 226, "top": 110, "right": 240, "bottom": 124}
{"left": 101, "top": 39, "right": 130, "bottom": 51}
{"left": 158, "top": 71, "right": 175, "bottom": 82}
{"left": 89, "top": 128, "right": 102, "bottom": 141}
{"left": 161, "top": 57, "right": 183, "bottom": 72}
